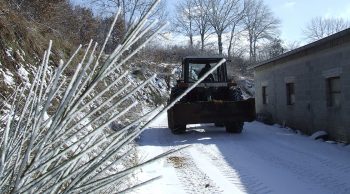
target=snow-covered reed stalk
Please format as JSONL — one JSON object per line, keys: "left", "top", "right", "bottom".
{"left": 0, "top": 0, "right": 191, "bottom": 193}
{"left": 0, "top": 0, "right": 223, "bottom": 192}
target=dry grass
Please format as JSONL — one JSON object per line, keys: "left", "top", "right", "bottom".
{"left": 0, "top": 1, "right": 83, "bottom": 100}
{"left": 167, "top": 156, "right": 188, "bottom": 168}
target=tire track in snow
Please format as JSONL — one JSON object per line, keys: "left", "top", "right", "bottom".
{"left": 196, "top": 145, "right": 246, "bottom": 191}
{"left": 155, "top": 125, "right": 273, "bottom": 194}
{"left": 166, "top": 150, "right": 222, "bottom": 194}
{"left": 195, "top": 144, "right": 274, "bottom": 194}
{"left": 141, "top": 119, "right": 350, "bottom": 194}
{"left": 317, "top": 157, "right": 350, "bottom": 174}
{"left": 250, "top": 128, "right": 350, "bottom": 177}
{"left": 188, "top": 146, "right": 244, "bottom": 194}
{"left": 246, "top": 122, "right": 350, "bottom": 177}
{"left": 243, "top": 122, "right": 350, "bottom": 193}
{"left": 241, "top": 140, "right": 350, "bottom": 194}
{"left": 152, "top": 126, "right": 222, "bottom": 194}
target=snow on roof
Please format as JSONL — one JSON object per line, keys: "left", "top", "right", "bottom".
{"left": 253, "top": 28, "right": 350, "bottom": 70}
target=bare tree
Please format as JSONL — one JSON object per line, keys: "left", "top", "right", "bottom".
{"left": 227, "top": 1, "right": 245, "bottom": 59}
{"left": 227, "top": 31, "right": 246, "bottom": 59}
{"left": 90, "top": 0, "right": 167, "bottom": 33}
{"left": 303, "top": 17, "right": 350, "bottom": 42}
{"left": 192, "top": 0, "right": 212, "bottom": 51}
{"left": 284, "top": 41, "right": 300, "bottom": 52}
{"left": 257, "top": 38, "right": 284, "bottom": 61}
{"left": 173, "top": 0, "right": 196, "bottom": 47}
{"left": 243, "top": 0, "right": 280, "bottom": 63}
{"left": 206, "top": 0, "right": 244, "bottom": 55}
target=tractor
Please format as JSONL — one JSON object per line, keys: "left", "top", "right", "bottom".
{"left": 167, "top": 56, "right": 255, "bottom": 134}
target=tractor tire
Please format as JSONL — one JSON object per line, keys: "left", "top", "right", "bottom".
{"left": 167, "top": 110, "right": 174, "bottom": 129}
{"left": 229, "top": 88, "right": 243, "bottom": 101}
{"left": 171, "top": 125, "right": 186, "bottom": 134}
{"left": 225, "top": 122, "right": 244, "bottom": 133}
{"left": 170, "top": 87, "right": 185, "bottom": 102}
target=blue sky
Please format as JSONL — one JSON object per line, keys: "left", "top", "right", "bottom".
{"left": 166, "top": 0, "right": 350, "bottom": 44}
{"left": 264, "top": 0, "right": 350, "bottom": 43}
{"left": 72, "top": 0, "right": 350, "bottom": 44}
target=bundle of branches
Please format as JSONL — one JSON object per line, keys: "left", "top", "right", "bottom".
{"left": 0, "top": 1, "right": 175, "bottom": 193}
{"left": 0, "top": 0, "right": 227, "bottom": 192}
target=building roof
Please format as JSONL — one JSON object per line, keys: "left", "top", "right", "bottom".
{"left": 253, "top": 28, "right": 350, "bottom": 69}
{"left": 183, "top": 56, "right": 224, "bottom": 60}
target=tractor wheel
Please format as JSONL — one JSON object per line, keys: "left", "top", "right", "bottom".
{"left": 170, "top": 87, "right": 185, "bottom": 102}
{"left": 225, "top": 122, "right": 244, "bottom": 133}
{"left": 229, "top": 88, "right": 243, "bottom": 101}
{"left": 167, "top": 110, "right": 174, "bottom": 129}
{"left": 171, "top": 125, "right": 186, "bottom": 134}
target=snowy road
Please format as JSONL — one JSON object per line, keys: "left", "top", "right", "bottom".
{"left": 134, "top": 113, "right": 350, "bottom": 194}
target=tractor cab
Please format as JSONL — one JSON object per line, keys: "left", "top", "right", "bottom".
{"left": 181, "top": 57, "right": 228, "bottom": 83}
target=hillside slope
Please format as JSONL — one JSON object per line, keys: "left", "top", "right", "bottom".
{"left": 0, "top": 1, "right": 81, "bottom": 100}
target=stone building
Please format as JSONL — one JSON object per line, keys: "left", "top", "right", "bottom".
{"left": 253, "top": 28, "right": 350, "bottom": 143}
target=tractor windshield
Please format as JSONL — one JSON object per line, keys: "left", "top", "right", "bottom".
{"left": 188, "top": 63, "right": 218, "bottom": 82}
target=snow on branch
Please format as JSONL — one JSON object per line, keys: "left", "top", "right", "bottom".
{"left": 0, "top": 0, "right": 185, "bottom": 193}
{"left": 0, "top": 0, "right": 225, "bottom": 192}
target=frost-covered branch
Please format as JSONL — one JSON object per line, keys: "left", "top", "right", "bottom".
{"left": 0, "top": 0, "right": 179, "bottom": 193}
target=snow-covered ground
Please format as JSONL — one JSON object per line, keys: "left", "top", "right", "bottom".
{"left": 134, "top": 113, "right": 350, "bottom": 194}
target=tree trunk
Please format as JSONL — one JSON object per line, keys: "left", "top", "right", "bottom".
{"left": 227, "top": 24, "right": 237, "bottom": 59}
{"left": 253, "top": 39, "right": 257, "bottom": 62}
{"left": 189, "top": 33, "right": 193, "bottom": 48}
{"left": 217, "top": 33, "right": 223, "bottom": 55}
{"left": 189, "top": 13, "right": 193, "bottom": 48}
{"left": 249, "top": 35, "right": 254, "bottom": 62}
{"left": 200, "top": 33, "right": 205, "bottom": 52}
{"left": 228, "top": 40, "right": 232, "bottom": 59}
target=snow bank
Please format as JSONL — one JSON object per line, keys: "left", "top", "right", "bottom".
{"left": 15, "top": 49, "right": 25, "bottom": 62}
{"left": 2, "top": 69, "right": 15, "bottom": 85}
{"left": 345, "top": 144, "right": 350, "bottom": 151}
{"left": 5, "top": 47, "right": 14, "bottom": 61}
{"left": 18, "top": 65, "right": 29, "bottom": 82}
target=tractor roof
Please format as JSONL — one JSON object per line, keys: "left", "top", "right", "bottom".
{"left": 182, "top": 56, "right": 225, "bottom": 64}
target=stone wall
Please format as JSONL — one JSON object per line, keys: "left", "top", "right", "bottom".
{"left": 254, "top": 42, "right": 350, "bottom": 142}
